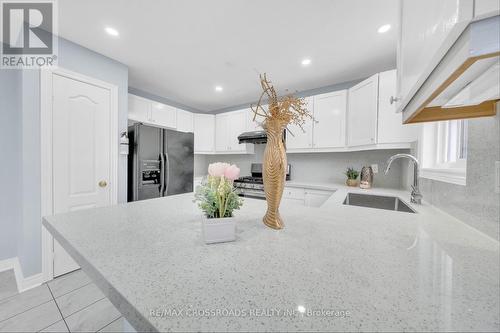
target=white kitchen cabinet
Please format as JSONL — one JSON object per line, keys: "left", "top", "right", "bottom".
{"left": 377, "top": 70, "right": 419, "bottom": 144}
{"left": 286, "top": 97, "right": 314, "bottom": 149}
{"left": 229, "top": 111, "right": 250, "bottom": 151}
{"left": 282, "top": 187, "right": 305, "bottom": 206}
{"left": 151, "top": 102, "right": 177, "bottom": 129}
{"left": 397, "top": 0, "right": 474, "bottom": 111}
{"left": 215, "top": 110, "right": 254, "bottom": 153}
{"left": 176, "top": 109, "right": 194, "bottom": 132}
{"left": 128, "top": 94, "right": 151, "bottom": 123}
{"left": 313, "top": 90, "right": 347, "bottom": 148}
{"left": 282, "top": 186, "right": 334, "bottom": 207}
{"left": 128, "top": 94, "right": 177, "bottom": 129}
{"left": 474, "top": 0, "right": 499, "bottom": 19}
{"left": 304, "top": 189, "right": 334, "bottom": 207}
{"left": 215, "top": 113, "right": 229, "bottom": 151}
{"left": 347, "top": 74, "right": 379, "bottom": 146}
{"left": 194, "top": 114, "right": 215, "bottom": 153}
{"left": 246, "top": 106, "right": 266, "bottom": 131}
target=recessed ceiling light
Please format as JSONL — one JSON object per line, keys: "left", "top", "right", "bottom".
{"left": 301, "top": 58, "right": 311, "bottom": 66}
{"left": 105, "top": 26, "right": 119, "bottom": 37}
{"left": 377, "top": 24, "right": 391, "bottom": 34}
{"left": 215, "top": 86, "right": 223, "bottom": 92}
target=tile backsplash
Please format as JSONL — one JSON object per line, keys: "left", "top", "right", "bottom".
{"left": 419, "top": 112, "right": 500, "bottom": 240}
{"left": 195, "top": 145, "right": 410, "bottom": 189}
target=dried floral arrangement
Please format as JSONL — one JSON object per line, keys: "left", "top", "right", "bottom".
{"left": 250, "top": 73, "right": 313, "bottom": 134}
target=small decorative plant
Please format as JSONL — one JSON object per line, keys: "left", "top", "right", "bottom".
{"left": 195, "top": 162, "right": 243, "bottom": 218}
{"left": 345, "top": 167, "right": 359, "bottom": 187}
{"left": 345, "top": 167, "right": 359, "bottom": 180}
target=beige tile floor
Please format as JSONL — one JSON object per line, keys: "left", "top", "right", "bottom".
{"left": 0, "top": 269, "right": 129, "bottom": 332}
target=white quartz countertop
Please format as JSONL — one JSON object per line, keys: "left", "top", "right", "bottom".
{"left": 43, "top": 186, "right": 500, "bottom": 332}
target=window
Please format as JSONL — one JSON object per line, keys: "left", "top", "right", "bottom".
{"left": 436, "top": 119, "right": 468, "bottom": 168}
{"left": 420, "top": 119, "right": 468, "bottom": 185}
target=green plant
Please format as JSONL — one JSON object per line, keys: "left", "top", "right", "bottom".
{"left": 344, "top": 167, "right": 359, "bottom": 180}
{"left": 195, "top": 175, "right": 243, "bottom": 218}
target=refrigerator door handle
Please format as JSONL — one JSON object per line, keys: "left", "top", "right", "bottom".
{"left": 164, "top": 153, "right": 170, "bottom": 195}
{"left": 159, "top": 153, "right": 166, "bottom": 195}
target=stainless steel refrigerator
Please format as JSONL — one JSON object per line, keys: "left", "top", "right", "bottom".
{"left": 128, "top": 123, "right": 194, "bottom": 202}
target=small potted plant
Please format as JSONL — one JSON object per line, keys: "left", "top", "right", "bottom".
{"left": 195, "top": 162, "right": 243, "bottom": 244}
{"left": 344, "top": 167, "right": 359, "bottom": 187}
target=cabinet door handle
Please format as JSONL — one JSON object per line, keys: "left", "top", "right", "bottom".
{"left": 389, "top": 96, "right": 400, "bottom": 105}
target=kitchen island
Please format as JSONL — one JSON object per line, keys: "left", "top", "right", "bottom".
{"left": 43, "top": 187, "right": 500, "bottom": 332}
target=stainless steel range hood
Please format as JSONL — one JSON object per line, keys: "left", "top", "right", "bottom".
{"left": 238, "top": 130, "right": 267, "bottom": 144}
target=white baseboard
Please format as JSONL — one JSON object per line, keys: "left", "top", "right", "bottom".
{"left": 0, "top": 257, "right": 45, "bottom": 293}
{"left": 0, "top": 257, "right": 16, "bottom": 273}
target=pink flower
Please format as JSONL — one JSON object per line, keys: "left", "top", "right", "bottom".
{"left": 208, "top": 162, "right": 230, "bottom": 177}
{"left": 224, "top": 164, "right": 240, "bottom": 181}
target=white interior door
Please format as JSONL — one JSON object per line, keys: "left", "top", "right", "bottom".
{"left": 52, "top": 73, "right": 113, "bottom": 277}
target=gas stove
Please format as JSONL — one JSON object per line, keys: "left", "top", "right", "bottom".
{"left": 233, "top": 163, "right": 290, "bottom": 199}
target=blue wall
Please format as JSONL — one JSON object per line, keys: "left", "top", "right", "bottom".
{"left": 1, "top": 37, "right": 129, "bottom": 277}
{"left": 57, "top": 37, "right": 129, "bottom": 203}
{"left": 0, "top": 69, "right": 22, "bottom": 261}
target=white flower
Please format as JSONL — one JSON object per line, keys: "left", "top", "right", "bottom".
{"left": 208, "top": 162, "right": 230, "bottom": 177}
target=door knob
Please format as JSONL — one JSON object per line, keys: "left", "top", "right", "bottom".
{"left": 98, "top": 180, "right": 108, "bottom": 188}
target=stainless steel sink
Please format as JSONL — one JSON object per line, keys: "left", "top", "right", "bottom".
{"left": 343, "top": 193, "right": 416, "bottom": 213}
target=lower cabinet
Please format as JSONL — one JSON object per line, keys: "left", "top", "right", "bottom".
{"left": 304, "top": 189, "right": 333, "bottom": 207}
{"left": 282, "top": 186, "right": 334, "bottom": 207}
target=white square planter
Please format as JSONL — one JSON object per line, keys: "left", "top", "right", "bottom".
{"left": 202, "top": 216, "right": 236, "bottom": 244}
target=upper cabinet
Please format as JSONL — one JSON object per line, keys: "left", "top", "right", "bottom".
{"left": 215, "top": 110, "right": 254, "bottom": 154}
{"left": 313, "top": 91, "right": 347, "bottom": 148}
{"left": 194, "top": 114, "right": 215, "bottom": 153}
{"left": 474, "top": 0, "right": 500, "bottom": 20}
{"left": 128, "top": 94, "right": 177, "bottom": 129}
{"left": 131, "top": 67, "right": 422, "bottom": 155}
{"left": 128, "top": 94, "right": 151, "bottom": 123}
{"left": 150, "top": 102, "right": 176, "bottom": 128}
{"left": 398, "top": 0, "right": 474, "bottom": 109}
{"left": 287, "top": 94, "right": 347, "bottom": 150}
{"left": 247, "top": 106, "right": 266, "bottom": 131}
{"left": 347, "top": 74, "right": 379, "bottom": 146}
{"left": 286, "top": 97, "right": 314, "bottom": 149}
{"left": 397, "top": 0, "right": 499, "bottom": 123}
{"left": 377, "top": 70, "right": 419, "bottom": 144}
{"left": 176, "top": 109, "right": 194, "bottom": 133}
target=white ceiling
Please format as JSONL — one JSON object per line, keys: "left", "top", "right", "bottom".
{"left": 58, "top": 0, "right": 398, "bottom": 112}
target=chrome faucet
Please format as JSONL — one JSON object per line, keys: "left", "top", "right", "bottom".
{"left": 384, "top": 154, "right": 423, "bottom": 204}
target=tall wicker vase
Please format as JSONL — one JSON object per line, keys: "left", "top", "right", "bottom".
{"left": 262, "top": 119, "right": 288, "bottom": 230}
